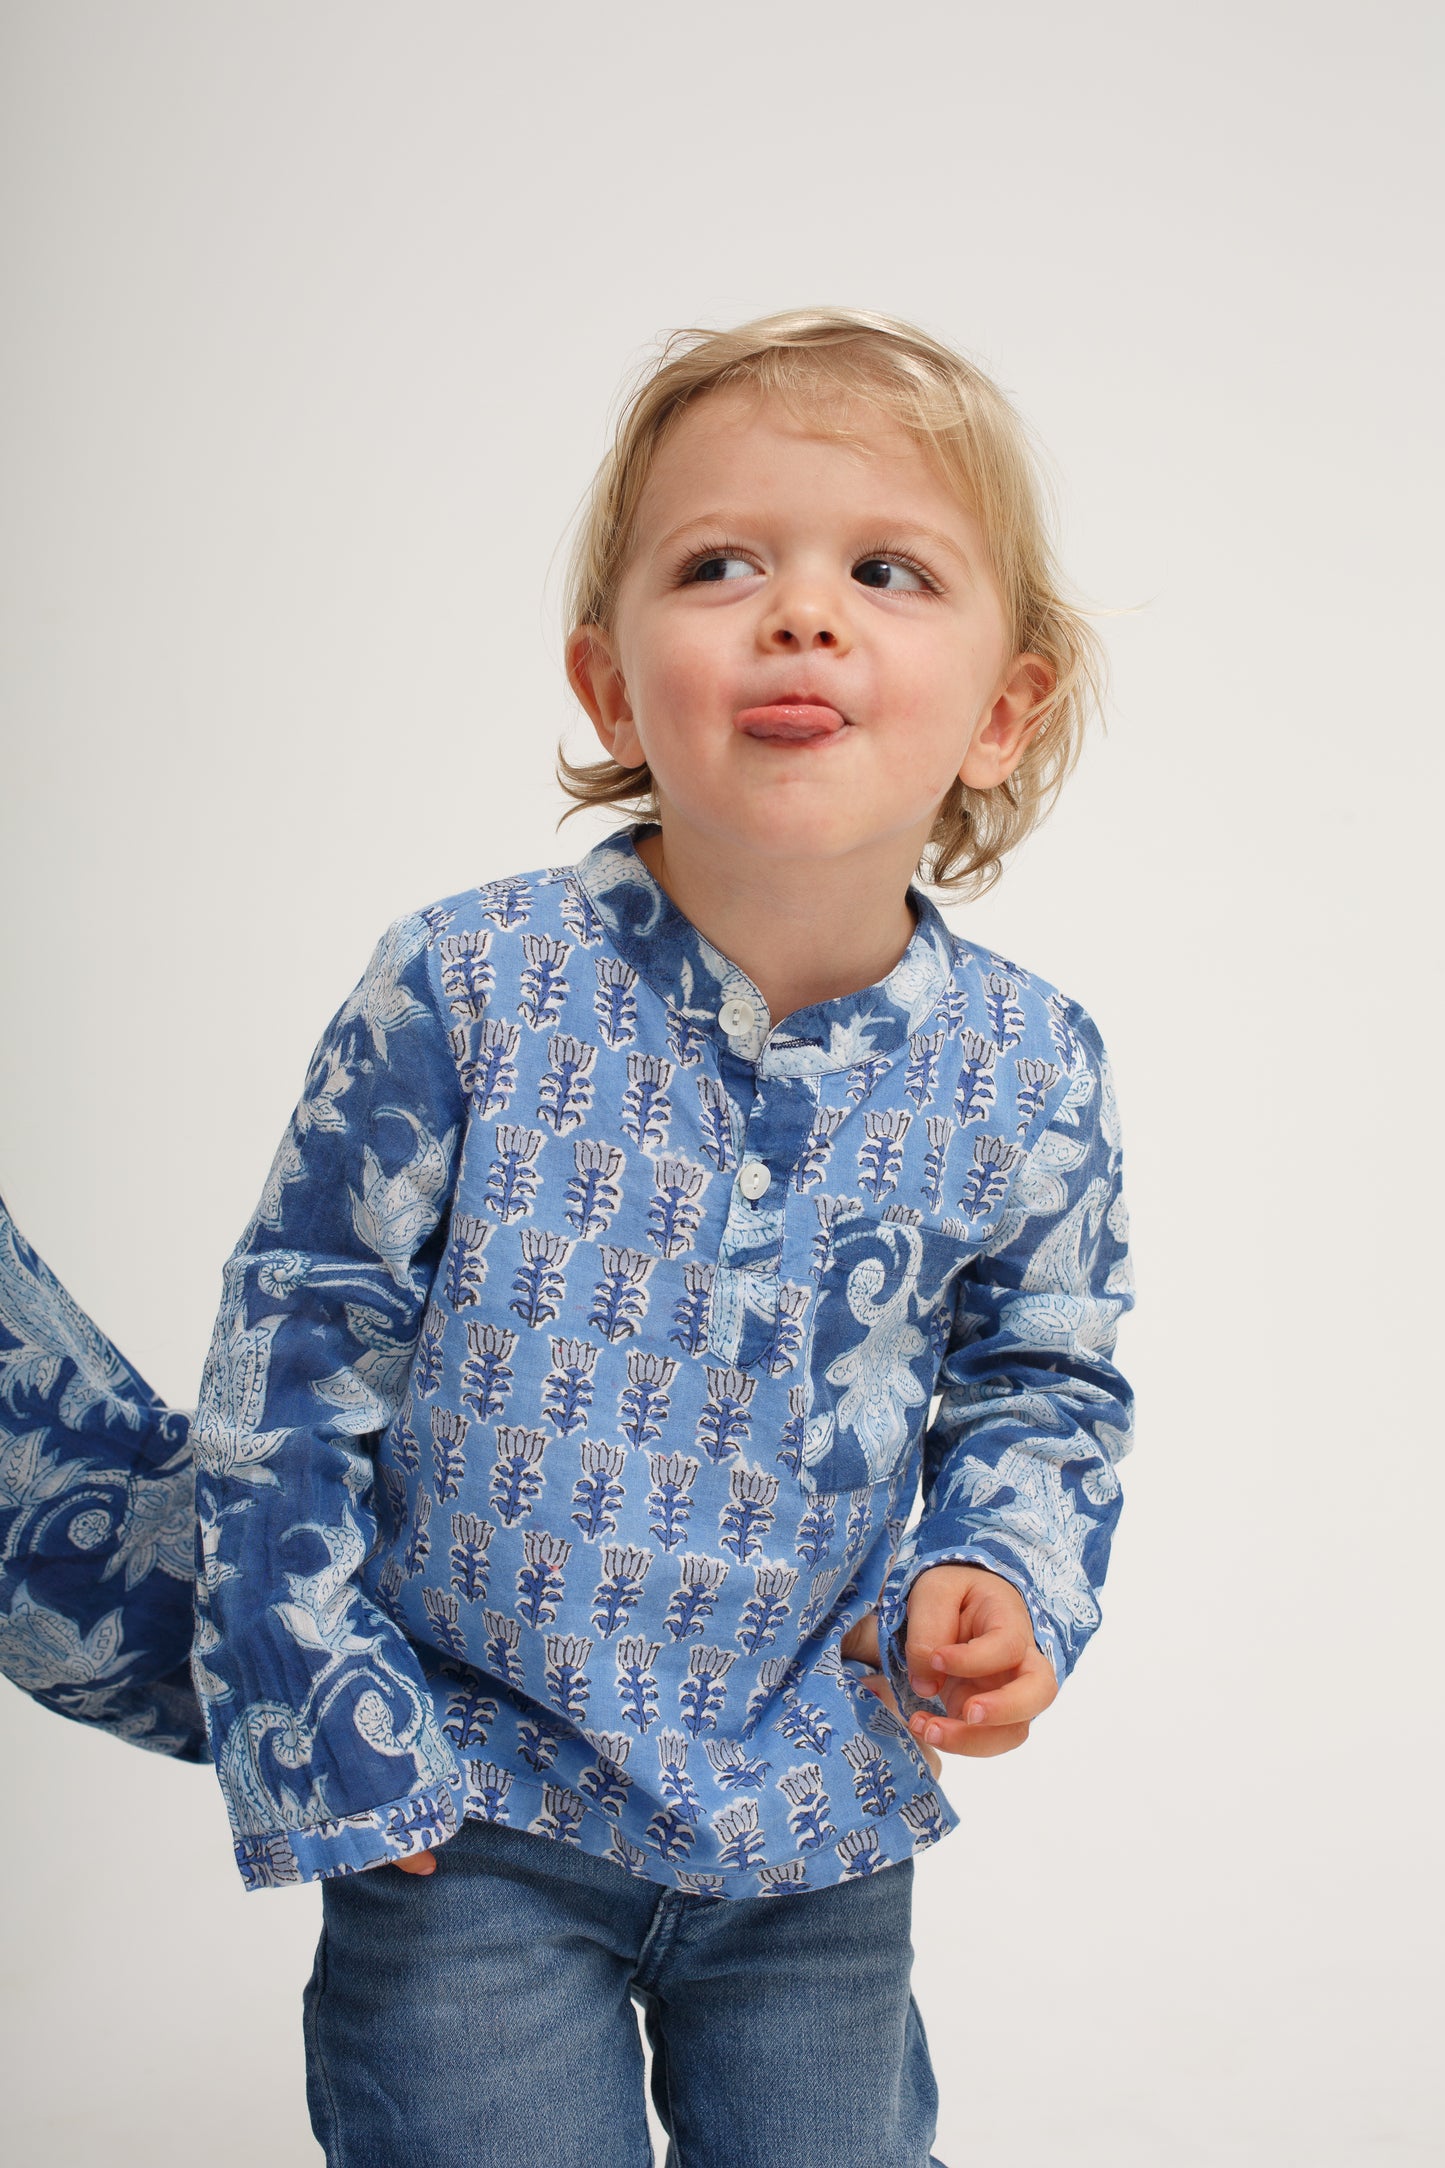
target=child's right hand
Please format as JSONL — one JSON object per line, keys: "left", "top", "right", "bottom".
{"left": 395, "top": 1847, "right": 440, "bottom": 1875}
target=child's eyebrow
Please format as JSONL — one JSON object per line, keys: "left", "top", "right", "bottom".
{"left": 648, "top": 512, "right": 733, "bottom": 558}
{"left": 883, "top": 524, "right": 975, "bottom": 575}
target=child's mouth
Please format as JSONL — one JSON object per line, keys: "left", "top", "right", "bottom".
{"left": 734, "top": 704, "right": 848, "bottom": 743}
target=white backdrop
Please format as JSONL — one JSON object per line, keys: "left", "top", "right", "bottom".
{"left": 2, "top": 4, "right": 1440, "bottom": 2163}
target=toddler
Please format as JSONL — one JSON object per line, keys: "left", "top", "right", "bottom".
{"left": 5, "top": 307, "right": 1135, "bottom": 2168}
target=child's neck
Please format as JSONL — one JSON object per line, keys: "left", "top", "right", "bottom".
{"left": 633, "top": 824, "right": 920, "bottom": 1028}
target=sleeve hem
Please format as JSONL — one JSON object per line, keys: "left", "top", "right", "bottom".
{"left": 877, "top": 1546, "right": 1071, "bottom": 1713}
{"left": 231, "top": 1765, "right": 469, "bottom": 1893}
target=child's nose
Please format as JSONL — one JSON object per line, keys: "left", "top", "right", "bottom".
{"left": 760, "top": 595, "right": 848, "bottom": 652}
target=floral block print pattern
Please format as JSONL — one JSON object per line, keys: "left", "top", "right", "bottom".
{"left": 0, "top": 1197, "right": 205, "bottom": 1760}
{"left": 168, "top": 824, "right": 1135, "bottom": 1895}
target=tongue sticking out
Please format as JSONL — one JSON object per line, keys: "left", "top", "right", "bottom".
{"left": 735, "top": 704, "right": 847, "bottom": 743}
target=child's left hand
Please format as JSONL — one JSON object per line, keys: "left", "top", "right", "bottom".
{"left": 846, "top": 1562, "right": 1059, "bottom": 1763}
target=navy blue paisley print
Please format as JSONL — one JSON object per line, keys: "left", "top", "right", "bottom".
{"left": 0, "top": 1197, "right": 205, "bottom": 1760}
{"left": 190, "top": 826, "right": 1133, "bottom": 1895}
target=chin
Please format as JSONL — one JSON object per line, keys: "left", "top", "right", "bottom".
{"left": 710, "top": 807, "right": 881, "bottom": 866}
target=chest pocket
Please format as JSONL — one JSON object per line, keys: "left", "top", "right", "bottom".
{"left": 796, "top": 1211, "right": 963, "bottom": 1496}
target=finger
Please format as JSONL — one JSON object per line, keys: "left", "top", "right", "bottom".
{"left": 926, "top": 1621, "right": 1033, "bottom": 1680}
{"left": 395, "top": 1848, "right": 438, "bottom": 1876}
{"left": 858, "top": 1672, "right": 943, "bottom": 1777}
{"left": 858, "top": 1670, "right": 919, "bottom": 1739}
{"left": 935, "top": 1666, "right": 1014, "bottom": 1716}
{"left": 910, "top": 1713, "right": 1033, "bottom": 1759}
{"left": 903, "top": 1574, "right": 972, "bottom": 1688}
{"left": 856, "top": 1668, "right": 897, "bottom": 1712}
{"left": 943, "top": 1670, "right": 1056, "bottom": 1728}
{"left": 842, "top": 1611, "right": 882, "bottom": 1669}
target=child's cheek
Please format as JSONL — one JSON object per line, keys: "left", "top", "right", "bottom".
{"left": 637, "top": 643, "right": 734, "bottom": 758}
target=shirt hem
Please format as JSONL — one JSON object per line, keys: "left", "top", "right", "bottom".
{"left": 447, "top": 1753, "right": 959, "bottom": 1900}
{"left": 227, "top": 1747, "right": 959, "bottom": 1901}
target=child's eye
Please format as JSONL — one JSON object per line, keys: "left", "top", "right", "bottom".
{"left": 684, "top": 553, "right": 757, "bottom": 584}
{"left": 852, "top": 556, "right": 932, "bottom": 592}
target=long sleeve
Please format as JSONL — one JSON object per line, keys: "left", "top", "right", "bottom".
{"left": 875, "top": 1003, "right": 1135, "bottom": 1697}
{"left": 190, "top": 911, "right": 470, "bottom": 1889}
{"left": 0, "top": 1194, "right": 205, "bottom": 1760}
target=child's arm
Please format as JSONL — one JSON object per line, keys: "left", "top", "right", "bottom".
{"left": 190, "top": 912, "right": 471, "bottom": 1889}
{"left": 0, "top": 1193, "right": 205, "bottom": 1760}
{"left": 872, "top": 1001, "right": 1134, "bottom": 1755}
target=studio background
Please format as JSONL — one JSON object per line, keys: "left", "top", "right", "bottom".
{"left": 2, "top": 4, "right": 1439, "bottom": 2163}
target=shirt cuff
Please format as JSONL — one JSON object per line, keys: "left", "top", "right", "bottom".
{"left": 230, "top": 1766, "right": 469, "bottom": 1892}
{"left": 875, "top": 1546, "right": 1069, "bottom": 1720}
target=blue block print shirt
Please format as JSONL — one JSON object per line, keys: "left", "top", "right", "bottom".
{"left": 0, "top": 1208, "right": 204, "bottom": 1759}
{"left": 160, "top": 824, "right": 1134, "bottom": 1896}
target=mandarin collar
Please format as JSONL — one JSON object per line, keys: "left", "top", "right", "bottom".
{"left": 573, "top": 825, "right": 955, "bottom": 1078}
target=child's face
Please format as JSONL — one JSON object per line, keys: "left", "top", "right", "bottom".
{"left": 568, "top": 386, "right": 1051, "bottom": 876}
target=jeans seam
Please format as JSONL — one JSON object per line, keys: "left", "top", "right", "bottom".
{"left": 658, "top": 2008, "right": 686, "bottom": 2168}
{"left": 304, "top": 1920, "right": 348, "bottom": 2168}
{"left": 631, "top": 1888, "right": 688, "bottom": 1995}
{"left": 637, "top": 1983, "right": 689, "bottom": 2168}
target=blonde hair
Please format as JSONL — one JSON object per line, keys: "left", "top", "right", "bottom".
{"left": 557, "top": 306, "right": 1107, "bottom": 897}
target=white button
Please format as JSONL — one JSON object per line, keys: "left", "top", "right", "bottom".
{"left": 737, "top": 1159, "right": 772, "bottom": 1200}
{"left": 719, "top": 996, "right": 757, "bottom": 1037}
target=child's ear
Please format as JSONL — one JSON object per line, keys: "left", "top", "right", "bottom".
{"left": 957, "top": 652, "right": 1056, "bottom": 791}
{"left": 566, "top": 626, "right": 646, "bottom": 768}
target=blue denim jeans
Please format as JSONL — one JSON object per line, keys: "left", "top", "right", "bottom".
{"left": 302, "top": 1817, "right": 945, "bottom": 2167}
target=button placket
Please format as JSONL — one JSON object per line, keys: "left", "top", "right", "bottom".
{"left": 718, "top": 995, "right": 756, "bottom": 1036}
{"left": 737, "top": 1159, "right": 772, "bottom": 1201}
{"left": 717, "top": 988, "right": 767, "bottom": 1063}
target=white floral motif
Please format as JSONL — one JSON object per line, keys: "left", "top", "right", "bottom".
{"left": 350, "top": 1107, "right": 457, "bottom": 1293}
{"left": 101, "top": 1456, "right": 195, "bottom": 1589}
{"left": 890, "top": 924, "right": 955, "bottom": 1030}
{"left": 983, "top": 1176, "right": 1126, "bottom": 1358}
{"left": 295, "top": 1044, "right": 354, "bottom": 1138}
{"left": 257, "top": 1129, "right": 305, "bottom": 1230}
{"left": 586, "top": 840, "right": 670, "bottom": 935}
{"left": 821, "top": 1224, "right": 931, "bottom": 1480}
{"left": 335, "top": 913, "right": 432, "bottom": 1058}
{"left": 310, "top": 1304, "right": 417, "bottom": 1433}
{"left": 272, "top": 1505, "right": 380, "bottom": 1661}
{"left": 189, "top": 1294, "right": 288, "bottom": 1483}
{"left": 0, "top": 1216, "right": 148, "bottom": 1432}
{"left": 0, "top": 1426, "right": 107, "bottom": 1515}
{"left": 944, "top": 1442, "right": 1103, "bottom": 1636}
{"left": 0, "top": 1579, "right": 131, "bottom": 1692}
